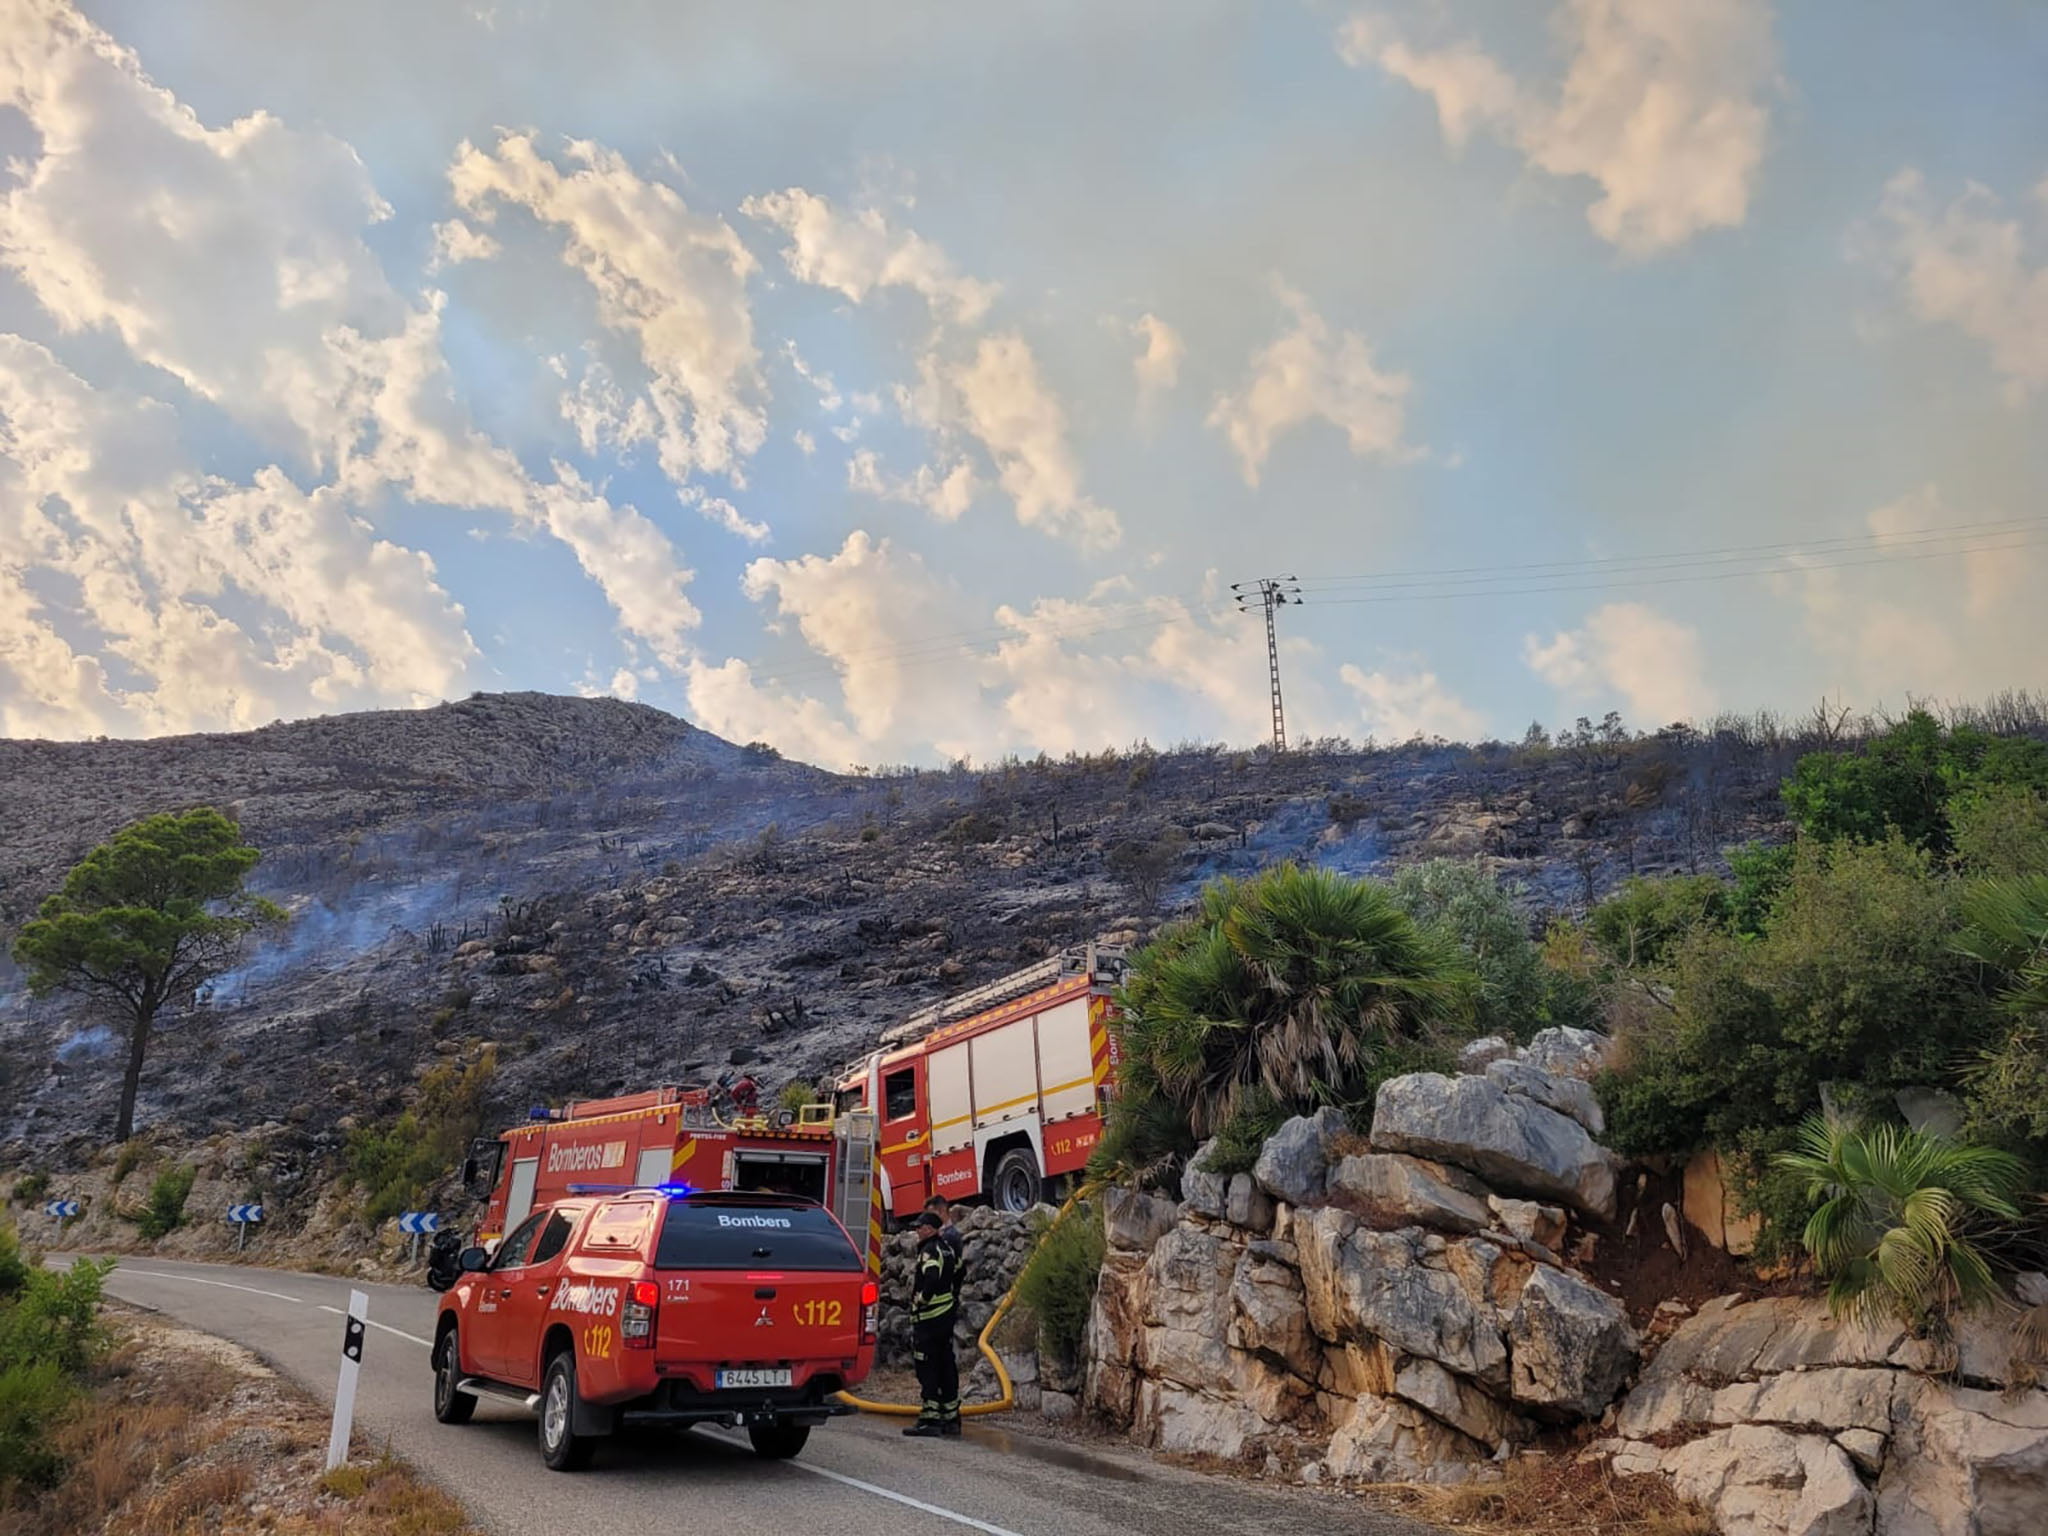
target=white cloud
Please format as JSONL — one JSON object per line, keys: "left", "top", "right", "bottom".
{"left": 741, "top": 188, "right": 995, "bottom": 324}
{"left": 0, "top": 335, "right": 478, "bottom": 735}
{"left": 896, "top": 336, "right": 1119, "bottom": 547}
{"left": 0, "top": 3, "right": 708, "bottom": 668}
{"left": 1524, "top": 601, "right": 1715, "bottom": 725}
{"left": 1342, "top": 0, "right": 1775, "bottom": 256}
{"left": 1861, "top": 168, "right": 2048, "bottom": 397}
{"left": 846, "top": 448, "right": 978, "bottom": 522}
{"left": 1339, "top": 660, "right": 1487, "bottom": 742}
{"left": 1131, "top": 312, "right": 1184, "bottom": 397}
{"left": 428, "top": 217, "right": 501, "bottom": 269}
{"left": 1208, "top": 284, "right": 1418, "bottom": 487}
{"left": 792, "top": 429, "right": 816, "bottom": 456}
{"left": 450, "top": 132, "right": 769, "bottom": 490}
{"left": 784, "top": 342, "right": 843, "bottom": 412}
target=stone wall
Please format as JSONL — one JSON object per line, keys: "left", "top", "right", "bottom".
{"left": 1083, "top": 1027, "right": 1640, "bottom": 1485}
{"left": 876, "top": 1203, "right": 1038, "bottom": 1365}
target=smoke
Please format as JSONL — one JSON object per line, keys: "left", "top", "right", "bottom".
{"left": 1174, "top": 798, "right": 1387, "bottom": 903}
{"left": 207, "top": 873, "right": 475, "bottom": 1001}
{"left": 56, "top": 1025, "right": 117, "bottom": 1062}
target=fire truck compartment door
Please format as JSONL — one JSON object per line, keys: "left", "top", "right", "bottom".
{"left": 1036, "top": 997, "right": 1095, "bottom": 1120}
{"left": 971, "top": 1019, "right": 1038, "bottom": 1128}
{"left": 505, "top": 1156, "right": 540, "bottom": 1229}
{"left": 635, "top": 1146, "right": 673, "bottom": 1188}
{"left": 732, "top": 1151, "right": 828, "bottom": 1203}
{"left": 928, "top": 1043, "right": 972, "bottom": 1156}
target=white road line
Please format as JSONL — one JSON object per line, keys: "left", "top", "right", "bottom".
{"left": 701, "top": 1430, "right": 1024, "bottom": 1536}
{"left": 316, "top": 1303, "right": 434, "bottom": 1348}
{"left": 116, "top": 1268, "right": 310, "bottom": 1305}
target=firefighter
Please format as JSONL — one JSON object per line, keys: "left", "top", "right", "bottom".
{"left": 903, "top": 1208, "right": 962, "bottom": 1438}
{"left": 923, "top": 1194, "right": 963, "bottom": 1263}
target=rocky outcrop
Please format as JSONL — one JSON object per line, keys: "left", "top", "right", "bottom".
{"left": 1252, "top": 1107, "right": 1348, "bottom": 1207}
{"left": 1083, "top": 1075, "right": 1642, "bottom": 1487}
{"left": 1371, "top": 1071, "right": 1620, "bottom": 1219}
{"left": 1600, "top": 1293, "right": 2048, "bottom": 1536}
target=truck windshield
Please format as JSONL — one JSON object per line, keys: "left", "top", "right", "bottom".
{"left": 654, "top": 1203, "right": 861, "bottom": 1271}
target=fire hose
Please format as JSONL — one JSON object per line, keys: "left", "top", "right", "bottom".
{"left": 834, "top": 1179, "right": 1101, "bottom": 1418}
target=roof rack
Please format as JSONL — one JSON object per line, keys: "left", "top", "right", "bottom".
{"left": 878, "top": 940, "right": 1129, "bottom": 1047}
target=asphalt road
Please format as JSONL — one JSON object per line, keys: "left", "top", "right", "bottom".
{"left": 69, "top": 1254, "right": 1443, "bottom": 1536}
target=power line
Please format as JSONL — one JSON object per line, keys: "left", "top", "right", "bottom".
{"left": 726, "top": 519, "right": 2041, "bottom": 690}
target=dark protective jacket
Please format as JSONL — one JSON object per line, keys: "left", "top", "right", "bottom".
{"left": 911, "top": 1230, "right": 961, "bottom": 1325}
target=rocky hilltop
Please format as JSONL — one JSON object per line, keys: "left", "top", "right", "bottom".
{"left": 0, "top": 694, "right": 1795, "bottom": 1202}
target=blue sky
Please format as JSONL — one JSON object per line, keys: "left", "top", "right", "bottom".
{"left": 0, "top": 0, "right": 2044, "bottom": 765}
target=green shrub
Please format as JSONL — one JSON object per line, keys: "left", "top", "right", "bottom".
{"left": 1596, "top": 836, "right": 1991, "bottom": 1250}
{"left": 777, "top": 1080, "right": 819, "bottom": 1114}
{"left": 8, "top": 1173, "right": 48, "bottom": 1207}
{"left": 1783, "top": 710, "right": 2048, "bottom": 854}
{"left": 1952, "top": 785, "right": 2048, "bottom": 878}
{"left": 110, "top": 1140, "right": 149, "bottom": 1188}
{"left": 1389, "top": 859, "right": 1597, "bottom": 1038}
{"left": 1012, "top": 1203, "right": 1105, "bottom": 1367}
{"left": 0, "top": 1250, "right": 110, "bottom": 1499}
{"left": 1586, "top": 875, "right": 1729, "bottom": 972}
{"left": 136, "top": 1164, "right": 195, "bottom": 1240}
{"left": 348, "top": 1050, "right": 496, "bottom": 1225}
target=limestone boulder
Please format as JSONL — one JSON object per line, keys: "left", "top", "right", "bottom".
{"left": 1104, "top": 1185, "right": 1178, "bottom": 1255}
{"left": 1485, "top": 1057, "right": 1605, "bottom": 1136}
{"left": 1138, "top": 1223, "right": 1238, "bottom": 1389}
{"left": 1487, "top": 1195, "right": 1567, "bottom": 1252}
{"left": 1506, "top": 1263, "right": 1639, "bottom": 1419}
{"left": 1181, "top": 1139, "right": 1228, "bottom": 1219}
{"left": 1252, "top": 1107, "right": 1349, "bottom": 1208}
{"left": 1324, "top": 1392, "right": 1491, "bottom": 1485}
{"left": 1226, "top": 1173, "right": 1275, "bottom": 1233}
{"left": 1371, "top": 1072, "right": 1620, "bottom": 1219}
{"left": 1879, "top": 1377, "right": 2048, "bottom": 1536}
{"left": 1327, "top": 1151, "right": 1491, "bottom": 1235}
{"left": 1228, "top": 1241, "right": 1317, "bottom": 1378}
{"left": 1392, "top": 1355, "right": 1520, "bottom": 1447}
{"left": 1297, "top": 1208, "right": 1509, "bottom": 1390}
{"left": 1457, "top": 1036, "right": 1514, "bottom": 1073}
{"left": 1520, "top": 1026, "right": 1617, "bottom": 1081}
{"left": 1661, "top": 1426, "right": 1873, "bottom": 1536}
{"left": 1083, "top": 1250, "right": 1150, "bottom": 1424}
{"left": 1135, "top": 1380, "right": 1272, "bottom": 1461}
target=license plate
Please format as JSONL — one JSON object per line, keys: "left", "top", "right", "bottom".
{"left": 717, "top": 1368, "right": 793, "bottom": 1389}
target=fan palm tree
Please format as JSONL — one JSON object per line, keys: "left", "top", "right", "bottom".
{"left": 1111, "top": 863, "right": 1470, "bottom": 1148}
{"left": 1775, "top": 1115, "right": 2027, "bottom": 1341}
{"left": 1956, "top": 875, "right": 2048, "bottom": 1014}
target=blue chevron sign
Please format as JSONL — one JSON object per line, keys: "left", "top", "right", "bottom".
{"left": 397, "top": 1211, "right": 441, "bottom": 1235}
{"left": 44, "top": 1200, "right": 80, "bottom": 1219}
{"left": 227, "top": 1204, "right": 265, "bottom": 1223}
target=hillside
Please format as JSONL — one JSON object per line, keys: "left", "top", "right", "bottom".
{"left": 0, "top": 694, "right": 1800, "bottom": 1199}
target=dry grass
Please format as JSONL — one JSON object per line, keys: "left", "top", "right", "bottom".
{"left": 7, "top": 1309, "right": 480, "bottom": 1536}
{"left": 1379, "top": 1455, "right": 1713, "bottom": 1536}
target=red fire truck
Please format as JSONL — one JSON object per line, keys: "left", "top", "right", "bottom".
{"left": 834, "top": 944, "right": 1126, "bottom": 1218}
{"left": 464, "top": 1085, "right": 864, "bottom": 1245}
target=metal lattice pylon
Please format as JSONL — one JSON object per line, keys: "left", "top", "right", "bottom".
{"left": 1231, "top": 576, "right": 1301, "bottom": 751}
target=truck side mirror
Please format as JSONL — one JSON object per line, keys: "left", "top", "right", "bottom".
{"left": 458, "top": 1246, "right": 490, "bottom": 1273}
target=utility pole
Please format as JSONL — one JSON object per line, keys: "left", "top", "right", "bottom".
{"left": 1230, "top": 575, "right": 1301, "bottom": 752}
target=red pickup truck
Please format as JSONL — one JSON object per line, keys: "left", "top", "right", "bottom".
{"left": 431, "top": 1188, "right": 878, "bottom": 1469}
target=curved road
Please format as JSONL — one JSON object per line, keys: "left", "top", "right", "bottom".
{"left": 77, "top": 1256, "right": 1441, "bottom": 1536}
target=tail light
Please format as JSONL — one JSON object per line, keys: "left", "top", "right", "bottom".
{"left": 860, "top": 1279, "right": 879, "bottom": 1345}
{"left": 624, "top": 1279, "right": 659, "bottom": 1349}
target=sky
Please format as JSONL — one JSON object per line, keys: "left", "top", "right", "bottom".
{"left": 0, "top": 0, "right": 2044, "bottom": 767}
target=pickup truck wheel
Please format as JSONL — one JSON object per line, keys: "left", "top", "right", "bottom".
{"left": 990, "top": 1147, "right": 1040, "bottom": 1213}
{"left": 747, "top": 1422, "right": 810, "bottom": 1460}
{"left": 432, "top": 1328, "right": 476, "bottom": 1425}
{"left": 538, "top": 1353, "right": 595, "bottom": 1471}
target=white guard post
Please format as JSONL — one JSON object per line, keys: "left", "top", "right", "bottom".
{"left": 325, "top": 1288, "right": 369, "bottom": 1471}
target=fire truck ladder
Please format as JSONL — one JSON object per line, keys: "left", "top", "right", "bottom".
{"left": 831, "top": 1109, "right": 880, "bottom": 1274}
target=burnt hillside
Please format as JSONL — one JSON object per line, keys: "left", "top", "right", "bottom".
{"left": 0, "top": 694, "right": 1804, "bottom": 1181}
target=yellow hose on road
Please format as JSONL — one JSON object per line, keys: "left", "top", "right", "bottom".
{"left": 836, "top": 1181, "right": 1100, "bottom": 1418}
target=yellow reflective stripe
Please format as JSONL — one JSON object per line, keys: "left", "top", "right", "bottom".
{"left": 881, "top": 1132, "right": 925, "bottom": 1155}
{"left": 929, "top": 1113, "right": 971, "bottom": 1132}
{"left": 974, "top": 1089, "right": 1040, "bottom": 1116}
{"left": 1039, "top": 1074, "right": 1095, "bottom": 1098}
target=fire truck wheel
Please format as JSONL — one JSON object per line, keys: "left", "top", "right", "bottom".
{"left": 539, "top": 1352, "right": 595, "bottom": 1471}
{"left": 990, "top": 1147, "right": 1041, "bottom": 1213}
{"left": 747, "top": 1422, "right": 810, "bottom": 1460}
{"left": 432, "top": 1327, "right": 476, "bottom": 1424}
